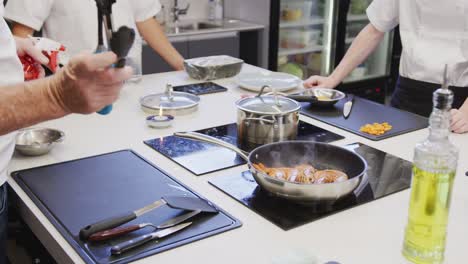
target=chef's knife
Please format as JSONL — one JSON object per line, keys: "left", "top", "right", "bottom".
{"left": 88, "top": 209, "right": 204, "bottom": 241}
{"left": 79, "top": 196, "right": 216, "bottom": 240}
{"left": 110, "top": 222, "right": 192, "bottom": 255}
{"left": 343, "top": 94, "right": 354, "bottom": 119}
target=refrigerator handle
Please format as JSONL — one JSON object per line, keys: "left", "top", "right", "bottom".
{"left": 268, "top": 0, "right": 281, "bottom": 71}
{"left": 334, "top": 0, "right": 351, "bottom": 69}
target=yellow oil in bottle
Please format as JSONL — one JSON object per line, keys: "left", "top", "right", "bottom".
{"left": 402, "top": 166, "right": 455, "bottom": 264}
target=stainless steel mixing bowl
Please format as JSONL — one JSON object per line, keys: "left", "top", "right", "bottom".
{"left": 15, "top": 128, "right": 65, "bottom": 156}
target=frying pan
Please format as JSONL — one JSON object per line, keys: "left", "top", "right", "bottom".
{"left": 174, "top": 132, "right": 367, "bottom": 202}
{"left": 285, "top": 88, "right": 346, "bottom": 107}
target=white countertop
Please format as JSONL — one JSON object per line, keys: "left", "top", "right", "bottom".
{"left": 7, "top": 64, "right": 468, "bottom": 264}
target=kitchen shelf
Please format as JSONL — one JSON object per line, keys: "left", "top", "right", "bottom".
{"left": 347, "top": 14, "right": 368, "bottom": 22}
{"left": 279, "top": 45, "right": 323, "bottom": 56}
{"left": 344, "top": 73, "right": 384, "bottom": 83}
{"left": 280, "top": 18, "right": 325, "bottom": 29}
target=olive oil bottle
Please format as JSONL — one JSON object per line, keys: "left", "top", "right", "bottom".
{"left": 402, "top": 66, "right": 459, "bottom": 264}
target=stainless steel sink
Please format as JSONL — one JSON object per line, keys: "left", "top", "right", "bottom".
{"left": 166, "top": 22, "right": 223, "bottom": 34}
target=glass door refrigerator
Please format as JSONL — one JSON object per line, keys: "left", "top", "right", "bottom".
{"left": 333, "top": 0, "right": 394, "bottom": 103}
{"left": 269, "top": 0, "right": 397, "bottom": 103}
{"left": 269, "top": 0, "right": 338, "bottom": 81}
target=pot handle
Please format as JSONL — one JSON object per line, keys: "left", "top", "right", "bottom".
{"left": 257, "top": 85, "right": 282, "bottom": 107}
{"left": 174, "top": 132, "right": 250, "bottom": 161}
{"left": 243, "top": 117, "right": 276, "bottom": 124}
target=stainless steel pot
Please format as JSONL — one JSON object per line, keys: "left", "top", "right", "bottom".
{"left": 235, "top": 86, "right": 301, "bottom": 150}
{"left": 174, "top": 132, "right": 367, "bottom": 202}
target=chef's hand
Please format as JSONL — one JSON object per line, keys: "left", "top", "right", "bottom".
{"left": 14, "top": 36, "right": 49, "bottom": 78}
{"left": 303, "top": 75, "right": 338, "bottom": 89}
{"left": 47, "top": 52, "right": 132, "bottom": 114}
{"left": 450, "top": 109, "right": 468, "bottom": 134}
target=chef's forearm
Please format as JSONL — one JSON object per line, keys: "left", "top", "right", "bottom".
{"left": 0, "top": 78, "right": 67, "bottom": 135}
{"left": 459, "top": 98, "right": 468, "bottom": 114}
{"left": 329, "top": 23, "right": 385, "bottom": 86}
{"left": 136, "top": 18, "right": 185, "bottom": 71}
{"left": 11, "top": 22, "right": 35, "bottom": 38}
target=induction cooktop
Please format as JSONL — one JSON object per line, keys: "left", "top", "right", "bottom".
{"left": 209, "top": 143, "right": 413, "bottom": 230}
{"left": 144, "top": 122, "right": 344, "bottom": 176}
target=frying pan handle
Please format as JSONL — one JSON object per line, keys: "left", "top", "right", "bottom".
{"left": 174, "top": 132, "right": 249, "bottom": 161}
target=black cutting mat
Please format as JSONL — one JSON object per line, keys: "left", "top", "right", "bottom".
{"left": 144, "top": 122, "right": 344, "bottom": 176}
{"left": 12, "top": 150, "right": 241, "bottom": 264}
{"left": 173, "top": 82, "right": 227, "bottom": 95}
{"left": 209, "top": 143, "right": 413, "bottom": 230}
{"left": 300, "top": 96, "right": 428, "bottom": 140}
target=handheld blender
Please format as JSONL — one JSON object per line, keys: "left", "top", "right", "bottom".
{"left": 95, "top": 0, "right": 136, "bottom": 115}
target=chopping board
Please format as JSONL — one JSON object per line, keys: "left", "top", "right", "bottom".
{"left": 300, "top": 96, "right": 428, "bottom": 141}
{"left": 12, "top": 150, "right": 241, "bottom": 264}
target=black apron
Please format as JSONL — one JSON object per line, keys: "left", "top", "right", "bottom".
{"left": 391, "top": 76, "right": 468, "bottom": 117}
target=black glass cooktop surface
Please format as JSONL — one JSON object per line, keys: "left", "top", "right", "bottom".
{"left": 173, "top": 82, "right": 227, "bottom": 95}
{"left": 144, "top": 122, "right": 344, "bottom": 176}
{"left": 209, "top": 143, "right": 413, "bottom": 230}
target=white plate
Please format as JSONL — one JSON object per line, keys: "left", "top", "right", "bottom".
{"left": 236, "top": 71, "right": 302, "bottom": 92}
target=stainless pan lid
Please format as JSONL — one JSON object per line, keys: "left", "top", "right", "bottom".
{"left": 236, "top": 95, "right": 301, "bottom": 115}
{"left": 140, "top": 84, "right": 200, "bottom": 111}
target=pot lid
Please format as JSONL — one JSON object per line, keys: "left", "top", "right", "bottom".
{"left": 236, "top": 95, "right": 301, "bottom": 115}
{"left": 140, "top": 84, "right": 200, "bottom": 111}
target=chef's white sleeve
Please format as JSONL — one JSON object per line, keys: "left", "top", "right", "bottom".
{"left": 3, "top": 0, "right": 53, "bottom": 31}
{"left": 366, "top": 0, "right": 399, "bottom": 32}
{"left": 131, "top": 0, "right": 162, "bottom": 23}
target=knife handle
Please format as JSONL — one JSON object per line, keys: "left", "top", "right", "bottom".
{"left": 111, "top": 233, "right": 157, "bottom": 255}
{"left": 79, "top": 212, "right": 137, "bottom": 240}
{"left": 88, "top": 224, "right": 144, "bottom": 242}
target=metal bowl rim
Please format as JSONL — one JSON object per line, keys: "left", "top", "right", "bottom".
{"left": 313, "top": 88, "right": 346, "bottom": 102}
{"left": 15, "top": 127, "right": 65, "bottom": 147}
{"left": 235, "top": 96, "right": 302, "bottom": 116}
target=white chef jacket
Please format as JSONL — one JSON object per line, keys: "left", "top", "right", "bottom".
{"left": 4, "top": 0, "right": 161, "bottom": 63}
{"left": 0, "top": 4, "right": 25, "bottom": 186}
{"left": 367, "top": 0, "right": 468, "bottom": 87}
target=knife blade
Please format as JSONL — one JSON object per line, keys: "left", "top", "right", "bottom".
{"left": 157, "top": 209, "right": 202, "bottom": 229}
{"left": 111, "top": 222, "right": 192, "bottom": 255}
{"left": 343, "top": 94, "right": 354, "bottom": 119}
{"left": 88, "top": 209, "right": 203, "bottom": 242}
